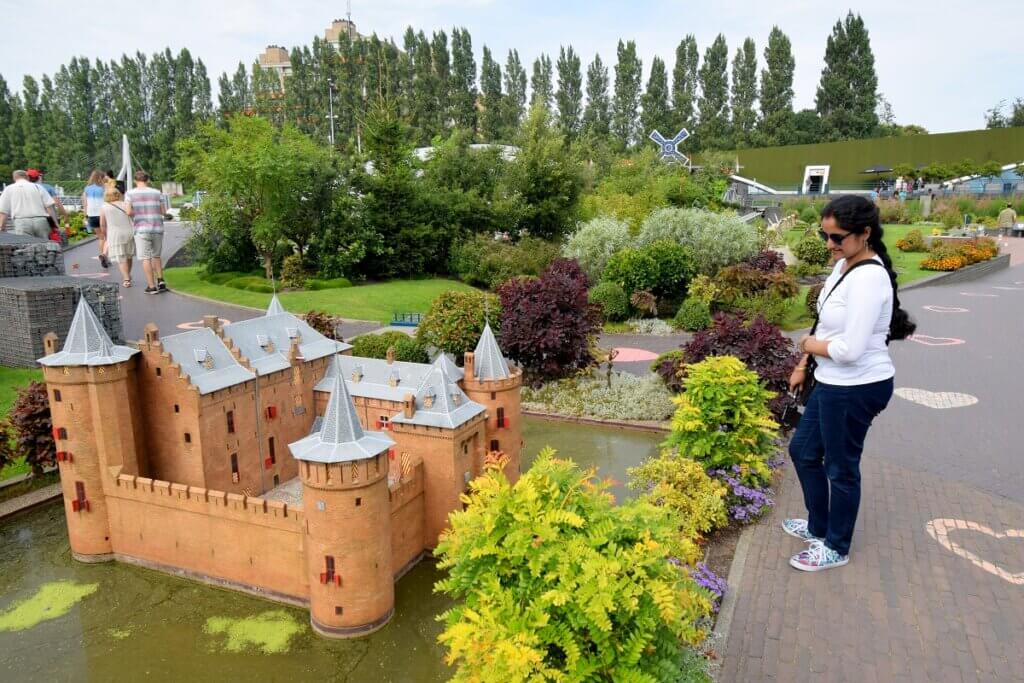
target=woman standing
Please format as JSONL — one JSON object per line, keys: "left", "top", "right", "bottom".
{"left": 81, "top": 170, "right": 108, "bottom": 267}
{"left": 784, "top": 195, "right": 915, "bottom": 571}
{"left": 100, "top": 183, "right": 136, "bottom": 287}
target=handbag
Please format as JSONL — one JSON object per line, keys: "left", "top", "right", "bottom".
{"left": 795, "top": 260, "right": 884, "bottom": 406}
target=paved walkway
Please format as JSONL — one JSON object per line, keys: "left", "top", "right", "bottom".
{"left": 63, "top": 223, "right": 379, "bottom": 341}
{"left": 719, "top": 259, "right": 1024, "bottom": 682}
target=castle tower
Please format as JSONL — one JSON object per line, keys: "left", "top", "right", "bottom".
{"left": 289, "top": 356, "right": 396, "bottom": 637}
{"left": 38, "top": 297, "right": 141, "bottom": 562}
{"left": 461, "top": 322, "right": 523, "bottom": 483}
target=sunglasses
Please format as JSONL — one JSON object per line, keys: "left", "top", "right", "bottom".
{"left": 818, "top": 230, "right": 853, "bottom": 245}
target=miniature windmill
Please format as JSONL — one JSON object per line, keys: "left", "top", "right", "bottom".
{"left": 649, "top": 128, "right": 691, "bottom": 167}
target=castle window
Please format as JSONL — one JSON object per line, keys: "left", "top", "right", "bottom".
{"left": 226, "top": 411, "right": 235, "bottom": 434}
{"left": 184, "top": 432, "right": 191, "bottom": 443}
{"left": 355, "top": 497, "right": 362, "bottom": 507}
{"left": 273, "top": 474, "right": 280, "bottom": 487}
{"left": 231, "top": 453, "right": 238, "bottom": 474}
{"left": 268, "top": 437, "right": 276, "bottom": 464}
{"left": 57, "top": 427, "right": 68, "bottom": 440}
{"left": 463, "top": 442, "right": 468, "bottom": 455}
{"left": 491, "top": 392, "right": 496, "bottom": 400}
{"left": 156, "top": 367, "right": 162, "bottom": 377}
{"left": 320, "top": 555, "right": 336, "bottom": 584}
{"left": 174, "top": 404, "right": 180, "bottom": 413}
{"left": 497, "top": 407, "right": 506, "bottom": 429}
{"left": 72, "top": 481, "right": 88, "bottom": 512}
{"left": 53, "top": 390, "right": 62, "bottom": 402}
{"left": 335, "top": 606, "right": 343, "bottom": 616}
{"left": 490, "top": 440, "right": 499, "bottom": 452}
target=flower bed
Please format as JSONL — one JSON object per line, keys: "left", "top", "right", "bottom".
{"left": 921, "top": 236, "right": 999, "bottom": 271}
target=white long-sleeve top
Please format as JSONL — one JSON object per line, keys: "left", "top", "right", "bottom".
{"left": 813, "top": 256, "right": 895, "bottom": 386}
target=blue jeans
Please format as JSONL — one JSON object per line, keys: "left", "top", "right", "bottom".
{"left": 788, "top": 378, "right": 893, "bottom": 556}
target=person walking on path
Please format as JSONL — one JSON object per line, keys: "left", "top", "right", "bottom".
{"left": 100, "top": 183, "right": 136, "bottom": 287}
{"left": 997, "top": 202, "right": 1017, "bottom": 237}
{"left": 0, "top": 169, "right": 54, "bottom": 238}
{"left": 27, "top": 168, "right": 67, "bottom": 230}
{"left": 125, "top": 170, "right": 166, "bottom": 295}
{"left": 784, "top": 195, "right": 916, "bottom": 571}
{"left": 82, "top": 169, "right": 110, "bottom": 267}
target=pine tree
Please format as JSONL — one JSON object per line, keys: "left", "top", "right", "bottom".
{"left": 730, "top": 38, "right": 758, "bottom": 148}
{"left": 531, "top": 54, "right": 553, "bottom": 111}
{"left": 503, "top": 49, "right": 527, "bottom": 134}
{"left": 640, "top": 56, "right": 673, "bottom": 138}
{"left": 672, "top": 35, "right": 699, "bottom": 137}
{"left": 582, "top": 54, "right": 611, "bottom": 137}
{"left": 759, "top": 27, "right": 795, "bottom": 145}
{"left": 697, "top": 34, "right": 730, "bottom": 150}
{"left": 612, "top": 40, "right": 642, "bottom": 147}
{"left": 815, "top": 12, "right": 878, "bottom": 140}
{"left": 449, "top": 27, "right": 477, "bottom": 133}
{"left": 479, "top": 46, "right": 504, "bottom": 142}
{"left": 555, "top": 46, "right": 583, "bottom": 140}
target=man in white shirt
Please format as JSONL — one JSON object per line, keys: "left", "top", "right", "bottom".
{"left": 0, "top": 170, "right": 54, "bottom": 239}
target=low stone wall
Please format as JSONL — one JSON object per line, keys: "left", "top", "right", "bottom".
{"left": 0, "top": 233, "right": 65, "bottom": 278}
{"left": 903, "top": 253, "right": 1011, "bottom": 290}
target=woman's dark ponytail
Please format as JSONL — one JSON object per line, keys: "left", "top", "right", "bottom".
{"left": 821, "top": 195, "right": 917, "bottom": 342}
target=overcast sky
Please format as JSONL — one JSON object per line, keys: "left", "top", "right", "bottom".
{"left": 1, "top": 0, "right": 1019, "bottom": 134}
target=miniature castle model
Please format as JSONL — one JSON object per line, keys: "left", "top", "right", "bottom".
{"left": 39, "top": 295, "right": 522, "bottom": 638}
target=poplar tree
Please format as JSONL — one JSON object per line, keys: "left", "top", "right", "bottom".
{"left": 582, "top": 54, "right": 611, "bottom": 137}
{"left": 640, "top": 56, "right": 673, "bottom": 137}
{"left": 411, "top": 31, "right": 438, "bottom": 142}
{"left": 19, "top": 76, "right": 45, "bottom": 168}
{"left": 612, "top": 39, "right": 642, "bottom": 147}
{"left": 431, "top": 31, "right": 451, "bottom": 129}
{"left": 759, "top": 27, "right": 795, "bottom": 145}
{"left": 0, "top": 75, "right": 14, "bottom": 171}
{"left": 672, "top": 35, "right": 699, "bottom": 136}
{"left": 449, "top": 27, "right": 477, "bottom": 133}
{"left": 530, "top": 54, "right": 553, "bottom": 111}
{"left": 479, "top": 46, "right": 504, "bottom": 141}
{"left": 730, "top": 38, "right": 758, "bottom": 148}
{"left": 697, "top": 34, "right": 730, "bottom": 150}
{"left": 503, "top": 49, "right": 528, "bottom": 133}
{"left": 815, "top": 12, "right": 878, "bottom": 140}
{"left": 555, "top": 45, "right": 583, "bottom": 140}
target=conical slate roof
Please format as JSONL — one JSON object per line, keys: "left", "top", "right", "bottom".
{"left": 38, "top": 296, "right": 137, "bottom": 367}
{"left": 266, "top": 294, "right": 286, "bottom": 316}
{"left": 289, "top": 356, "right": 394, "bottom": 463}
{"left": 431, "top": 352, "right": 464, "bottom": 381}
{"left": 392, "top": 366, "right": 485, "bottom": 429}
{"left": 472, "top": 322, "right": 510, "bottom": 380}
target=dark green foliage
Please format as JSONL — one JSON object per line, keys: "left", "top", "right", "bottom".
{"left": 449, "top": 235, "right": 561, "bottom": 289}
{"left": 555, "top": 46, "right": 583, "bottom": 140}
{"left": 612, "top": 40, "right": 643, "bottom": 147}
{"left": 588, "top": 281, "right": 630, "bottom": 321}
{"left": 480, "top": 47, "right": 504, "bottom": 142}
{"left": 450, "top": 28, "right": 478, "bottom": 132}
{"left": 503, "top": 50, "right": 528, "bottom": 133}
{"left": 698, "top": 35, "right": 731, "bottom": 150}
{"left": 350, "top": 331, "right": 430, "bottom": 364}
{"left": 603, "top": 241, "right": 695, "bottom": 301}
{"left": 674, "top": 298, "right": 713, "bottom": 331}
{"left": 759, "top": 27, "right": 796, "bottom": 146}
{"left": 795, "top": 234, "right": 831, "bottom": 266}
{"left": 640, "top": 57, "right": 673, "bottom": 138}
{"left": 582, "top": 54, "right": 612, "bottom": 137}
{"left": 530, "top": 54, "right": 554, "bottom": 111}
{"left": 280, "top": 254, "right": 307, "bottom": 289}
{"left": 672, "top": 36, "right": 699, "bottom": 138}
{"left": 730, "top": 38, "right": 758, "bottom": 148}
{"left": 815, "top": 12, "right": 879, "bottom": 140}
{"left": 603, "top": 247, "right": 659, "bottom": 298}
{"left": 417, "top": 290, "right": 501, "bottom": 360}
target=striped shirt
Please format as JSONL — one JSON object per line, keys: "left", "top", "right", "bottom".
{"left": 125, "top": 187, "right": 164, "bottom": 234}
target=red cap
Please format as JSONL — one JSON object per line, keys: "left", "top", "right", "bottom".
{"left": 26, "top": 169, "right": 41, "bottom": 179}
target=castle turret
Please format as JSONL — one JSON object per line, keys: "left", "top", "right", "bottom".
{"left": 461, "top": 322, "right": 522, "bottom": 483}
{"left": 38, "top": 297, "right": 141, "bottom": 562}
{"left": 289, "top": 356, "right": 396, "bottom": 637}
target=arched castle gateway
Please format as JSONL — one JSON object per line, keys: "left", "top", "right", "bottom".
{"left": 38, "top": 295, "right": 522, "bottom": 637}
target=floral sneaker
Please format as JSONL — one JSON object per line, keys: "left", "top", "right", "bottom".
{"left": 789, "top": 540, "right": 849, "bottom": 572}
{"left": 782, "top": 518, "right": 823, "bottom": 542}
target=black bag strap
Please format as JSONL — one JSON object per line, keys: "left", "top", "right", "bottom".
{"left": 809, "top": 259, "right": 884, "bottom": 336}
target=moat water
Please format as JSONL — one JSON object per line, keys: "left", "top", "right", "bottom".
{"left": 0, "top": 417, "right": 663, "bottom": 682}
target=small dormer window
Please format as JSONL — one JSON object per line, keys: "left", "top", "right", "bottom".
{"left": 451, "top": 390, "right": 462, "bottom": 405}
{"left": 387, "top": 370, "right": 400, "bottom": 388}
{"left": 194, "top": 348, "right": 214, "bottom": 370}
{"left": 286, "top": 327, "right": 300, "bottom": 341}
{"left": 257, "top": 334, "right": 274, "bottom": 352}
{"left": 351, "top": 365, "right": 363, "bottom": 383}
{"left": 423, "top": 388, "right": 436, "bottom": 409}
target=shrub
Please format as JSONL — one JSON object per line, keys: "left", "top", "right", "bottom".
{"left": 732, "top": 292, "right": 790, "bottom": 325}
{"left": 498, "top": 259, "right": 601, "bottom": 382}
{"left": 713, "top": 264, "right": 798, "bottom": 305}
{"left": 629, "top": 290, "right": 658, "bottom": 318}
{"left": 7, "top": 382, "right": 55, "bottom": 476}
{"left": 652, "top": 350, "right": 686, "bottom": 387}
{"left": 304, "top": 277, "right": 353, "bottom": 290}
{"left": 602, "top": 247, "right": 659, "bottom": 298}
{"left": 521, "top": 372, "right": 675, "bottom": 421}
{"left": 709, "top": 466, "right": 776, "bottom": 525}
{"left": 689, "top": 563, "right": 728, "bottom": 614}
{"left": 588, "top": 282, "right": 629, "bottom": 321}
{"left": 674, "top": 299, "right": 712, "bottom": 331}
{"left": 663, "top": 356, "right": 779, "bottom": 486}
{"left": 805, "top": 282, "right": 824, "bottom": 317}
{"left": 417, "top": 290, "right": 502, "bottom": 360}
{"left": 450, "top": 235, "right": 561, "bottom": 290}
{"left": 350, "top": 331, "right": 429, "bottom": 363}
{"left": 798, "top": 206, "right": 819, "bottom": 225}
{"left": 686, "top": 275, "right": 719, "bottom": 306}
{"left": 638, "top": 207, "right": 760, "bottom": 275}
{"left": 435, "top": 451, "right": 713, "bottom": 681}
{"left": 224, "top": 276, "right": 275, "bottom": 293}
{"left": 280, "top": 253, "right": 307, "bottom": 289}
{"left": 791, "top": 261, "right": 825, "bottom": 279}
{"left": 628, "top": 318, "right": 675, "bottom": 335}
{"left": 303, "top": 310, "right": 342, "bottom": 339}
{"left": 744, "top": 249, "right": 787, "bottom": 273}
{"left": 657, "top": 313, "right": 799, "bottom": 424}
{"left": 895, "top": 229, "right": 927, "bottom": 252}
{"left": 562, "top": 215, "right": 632, "bottom": 281}
{"left": 603, "top": 241, "right": 695, "bottom": 301}
{"left": 794, "top": 234, "right": 830, "bottom": 266}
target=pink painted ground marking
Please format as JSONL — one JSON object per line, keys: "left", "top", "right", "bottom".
{"left": 70, "top": 272, "right": 110, "bottom": 279}
{"left": 923, "top": 305, "right": 968, "bottom": 313}
{"left": 908, "top": 335, "right": 966, "bottom": 347}
{"left": 613, "top": 347, "right": 660, "bottom": 362}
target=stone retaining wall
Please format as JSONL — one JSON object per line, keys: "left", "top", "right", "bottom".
{"left": 903, "top": 253, "right": 1011, "bottom": 290}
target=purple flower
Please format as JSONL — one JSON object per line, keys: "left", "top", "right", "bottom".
{"left": 689, "top": 562, "right": 728, "bottom": 612}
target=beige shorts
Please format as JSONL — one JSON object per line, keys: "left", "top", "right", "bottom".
{"left": 12, "top": 216, "right": 50, "bottom": 239}
{"left": 135, "top": 232, "right": 163, "bottom": 260}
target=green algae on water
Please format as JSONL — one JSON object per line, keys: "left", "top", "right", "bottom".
{"left": 204, "top": 609, "right": 304, "bottom": 654}
{"left": 0, "top": 581, "right": 99, "bottom": 631}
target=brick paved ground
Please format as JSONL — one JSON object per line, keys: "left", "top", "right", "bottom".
{"left": 719, "top": 256, "right": 1024, "bottom": 682}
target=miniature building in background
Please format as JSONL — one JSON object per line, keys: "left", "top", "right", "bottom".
{"left": 39, "top": 296, "right": 522, "bottom": 637}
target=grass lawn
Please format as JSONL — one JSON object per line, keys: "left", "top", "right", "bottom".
{"left": 1, "top": 367, "right": 43, "bottom": 481}
{"left": 782, "top": 223, "right": 935, "bottom": 286}
{"left": 163, "top": 266, "right": 480, "bottom": 324}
